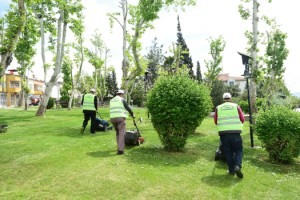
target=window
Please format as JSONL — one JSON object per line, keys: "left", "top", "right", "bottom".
{"left": 10, "top": 81, "right": 20, "bottom": 88}
{"left": 228, "top": 81, "right": 235, "bottom": 86}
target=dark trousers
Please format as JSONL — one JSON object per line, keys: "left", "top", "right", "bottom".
{"left": 220, "top": 134, "right": 243, "bottom": 173}
{"left": 82, "top": 111, "right": 96, "bottom": 133}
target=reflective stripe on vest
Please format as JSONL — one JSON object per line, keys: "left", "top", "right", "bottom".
{"left": 82, "top": 94, "right": 96, "bottom": 111}
{"left": 110, "top": 96, "right": 128, "bottom": 118}
{"left": 217, "top": 102, "right": 243, "bottom": 132}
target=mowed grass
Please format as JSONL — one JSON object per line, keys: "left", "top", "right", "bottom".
{"left": 0, "top": 107, "right": 299, "bottom": 200}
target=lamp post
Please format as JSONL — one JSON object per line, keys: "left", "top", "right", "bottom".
{"left": 238, "top": 52, "right": 254, "bottom": 148}
{"left": 144, "top": 70, "right": 151, "bottom": 95}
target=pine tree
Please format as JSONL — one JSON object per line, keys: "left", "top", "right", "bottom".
{"left": 196, "top": 61, "right": 203, "bottom": 83}
{"left": 145, "top": 37, "right": 164, "bottom": 86}
{"left": 176, "top": 15, "right": 194, "bottom": 78}
{"left": 106, "top": 71, "right": 119, "bottom": 97}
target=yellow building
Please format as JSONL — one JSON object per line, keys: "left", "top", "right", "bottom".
{"left": 0, "top": 72, "right": 44, "bottom": 107}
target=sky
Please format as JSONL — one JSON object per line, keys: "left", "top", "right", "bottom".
{"left": 1, "top": 0, "right": 300, "bottom": 93}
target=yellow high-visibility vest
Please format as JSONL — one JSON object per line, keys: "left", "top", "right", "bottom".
{"left": 82, "top": 94, "right": 96, "bottom": 111}
{"left": 217, "top": 102, "right": 243, "bottom": 132}
{"left": 110, "top": 96, "right": 128, "bottom": 118}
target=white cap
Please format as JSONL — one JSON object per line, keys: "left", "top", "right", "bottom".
{"left": 223, "top": 92, "right": 232, "bottom": 99}
{"left": 90, "top": 88, "right": 96, "bottom": 93}
{"left": 117, "top": 89, "right": 124, "bottom": 94}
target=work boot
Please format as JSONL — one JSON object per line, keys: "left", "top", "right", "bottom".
{"left": 227, "top": 171, "right": 235, "bottom": 176}
{"left": 80, "top": 127, "right": 85, "bottom": 134}
{"left": 234, "top": 165, "right": 243, "bottom": 178}
{"left": 117, "top": 151, "right": 124, "bottom": 155}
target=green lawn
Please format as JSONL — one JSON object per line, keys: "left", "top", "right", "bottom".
{"left": 0, "top": 107, "right": 299, "bottom": 200}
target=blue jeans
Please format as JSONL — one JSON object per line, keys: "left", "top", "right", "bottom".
{"left": 220, "top": 134, "right": 243, "bottom": 173}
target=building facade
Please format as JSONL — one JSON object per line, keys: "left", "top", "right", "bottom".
{"left": 0, "top": 72, "right": 44, "bottom": 107}
{"left": 217, "top": 73, "right": 246, "bottom": 93}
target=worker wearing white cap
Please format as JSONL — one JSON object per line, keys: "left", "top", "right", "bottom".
{"left": 80, "top": 88, "right": 98, "bottom": 134}
{"left": 110, "top": 89, "right": 134, "bottom": 155}
{"left": 214, "top": 92, "right": 245, "bottom": 178}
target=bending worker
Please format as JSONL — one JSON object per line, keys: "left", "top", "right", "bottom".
{"left": 81, "top": 88, "right": 98, "bottom": 134}
{"left": 110, "top": 90, "right": 134, "bottom": 155}
{"left": 214, "top": 92, "right": 245, "bottom": 178}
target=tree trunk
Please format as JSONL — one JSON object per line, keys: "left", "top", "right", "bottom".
{"left": 24, "top": 92, "right": 28, "bottom": 110}
{"left": 251, "top": 0, "right": 258, "bottom": 121}
{"left": 36, "top": 9, "right": 67, "bottom": 116}
{"left": 121, "top": 0, "right": 129, "bottom": 86}
{"left": 68, "top": 64, "right": 74, "bottom": 110}
{"left": 32, "top": 3, "right": 47, "bottom": 82}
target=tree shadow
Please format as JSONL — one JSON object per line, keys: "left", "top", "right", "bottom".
{"left": 201, "top": 174, "right": 241, "bottom": 188}
{"left": 244, "top": 146, "right": 300, "bottom": 174}
{"left": 87, "top": 150, "right": 116, "bottom": 158}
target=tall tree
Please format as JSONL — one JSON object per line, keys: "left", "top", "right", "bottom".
{"left": 86, "top": 30, "right": 110, "bottom": 103}
{"left": 32, "top": 0, "right": 56, "bottom": 83}
{"left": 262, "top": 21, "right": 289, "bottom": 106}
{"left": 36, "top": 0, "right": 83, "bottom": 116}
{"left": 196, "top": 61, "right": 202, "bottom": 84}
{"left": 67, "top": 12, "right": 84, "bottom": 110}
{"left": 176, "top": 15, "right": 194, "bottom": 78}
{"left": 107, "top": 0, "right": 196, "bottom": 94}
{"left": 204, "top": 36, "right": 226, "bottom": 87}
{"left": 145, "top": 37, "right": 164, "bottom": 86}
{"left": 0, "top": 0, "right": 26, "bottom": 78}
{"left": 239, "top": 0, "right": 272, "bottom": 115}
{"left": 14, "top": 10, "right": 39, "bottom": 110}
{"left": 106, "top": 70, "right": 119, "bottom": 97}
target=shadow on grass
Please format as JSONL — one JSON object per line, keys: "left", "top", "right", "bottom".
{"left": 125, "top": 146, "right": 200, "bottom": 167}
{"left": 244, "top": 146, "right": 300, "bottom": 174}
{"left": 1, "top": 115, "right": 36, "bottom": 124}
{"left": 201, "top": 174, "right": 241, "bottom": 187}
{"left": 87, "top": 150, "right": 117, "bottom": 158}
{"left": 55, "top": 127, "right": 114, "bottom": 138}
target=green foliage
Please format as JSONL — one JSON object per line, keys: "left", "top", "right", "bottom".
{"left": 105, "top": 71, "right": 119, "bottom": 97}
{"left": 210, "top": 80, "right": 226, "bottom": 110}
{"left": 131, "top": 81, "right": 145, "bottom": 107}
{"left": 176, "top": 16, "right": 194, "bottom": 78}
{"left": 146, "top": 74, "right": 212, "bottom": 151}
{"left": 238, "top": 97, "right": 265, "bottom": 114}
{"left": 47, "top": 97, "right": 55, "bottom": 109}
{"left": 61, "top": 59, "right": 72, "bottom": 97}
{"left": 196, "top": 61, "right": 203, "bottom": 83}
{"left": 145, "top": 37, "right": 164, "bottom": 85}
{"left": 255, "top": 106, "right": 300, "bottom": 163}
{"left": 204, "top": 36, "right": 226, "bottom": 87}
{"left": 238, "top": 100, "right": 249, "bottom": 114}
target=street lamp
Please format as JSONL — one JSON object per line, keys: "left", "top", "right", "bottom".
{"left": 144, "top": 70, "right": 151, "bottom": 94}
{"left": 238, "top": 52, "right": 254, "bottom": 148}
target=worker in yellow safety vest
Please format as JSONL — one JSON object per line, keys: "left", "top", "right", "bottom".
{"left": 110, "top": 89, "right": 134, "bottom": 155}
{"left": 80, "top": 88, "right": 98, "bottom": 134}
{"left": 214, "top": 92, "right": 245, "bottom": 178}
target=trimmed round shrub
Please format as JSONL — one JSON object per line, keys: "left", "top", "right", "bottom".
{"left": 255, "top": 106, "right": 300, "bottom": 163}
{"left": 146, "top": 74, "right": 212, "bottom": 151}
{"left": 47, "top": 97, "right": 55, "bottom": 109}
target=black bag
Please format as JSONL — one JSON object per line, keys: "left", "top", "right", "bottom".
{"left": 125, "top": 130, "right": 140, "bottom": 146}
{"left": 214, "top": 142, "right": 226, "bottom": 161}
